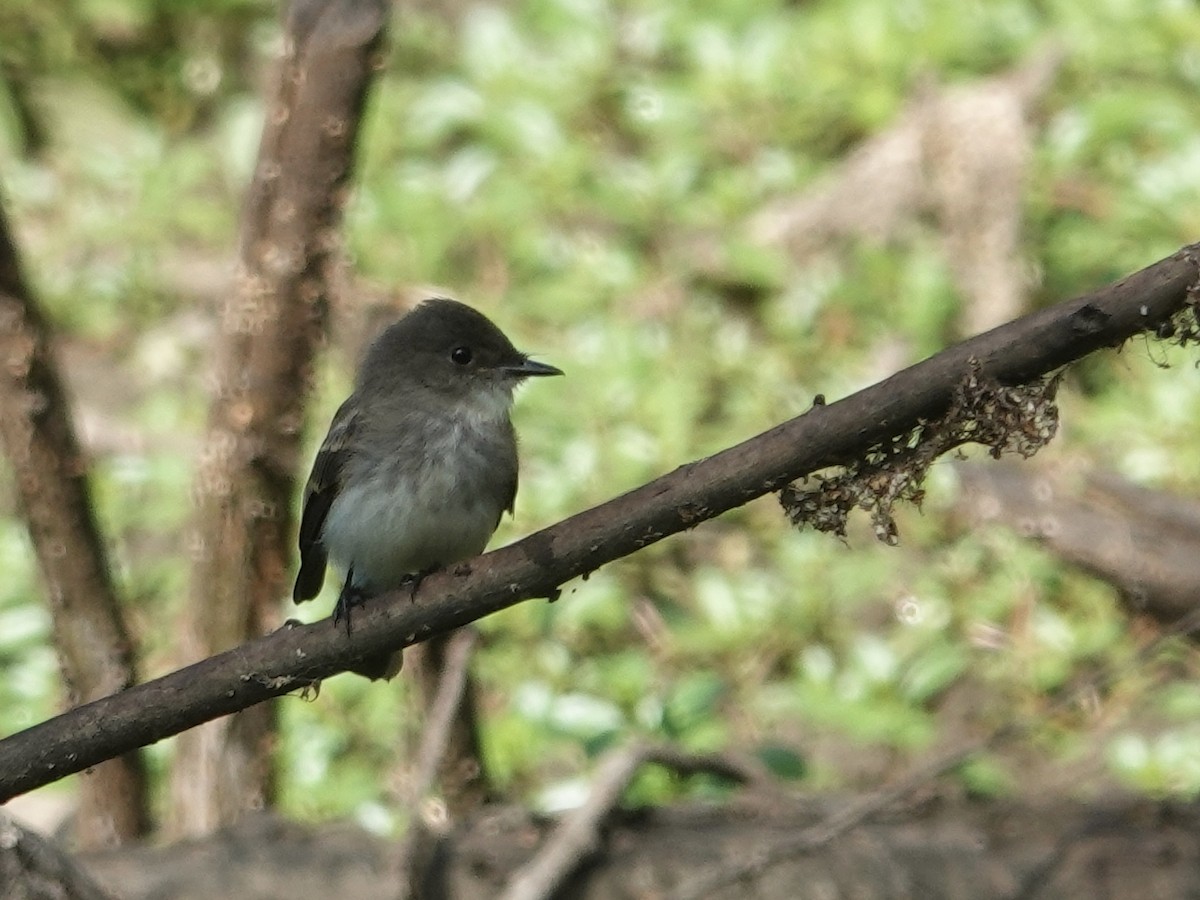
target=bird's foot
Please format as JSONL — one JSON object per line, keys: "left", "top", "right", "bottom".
{"left": 399, "top": 566, "right": 438, "bottom": 602}
{"left": 333, "top": 565, "right": 438, "bottom": 637}
{"left": 333, "top": 567, "right": 370, "bottom": 637}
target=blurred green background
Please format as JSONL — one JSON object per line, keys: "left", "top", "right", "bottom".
{"left": 2, "top": 0, "right": 1200, "bottom": 830}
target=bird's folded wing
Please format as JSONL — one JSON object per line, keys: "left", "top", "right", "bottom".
{"left": 294, "top": 397, "right": 360, "bottom": 602}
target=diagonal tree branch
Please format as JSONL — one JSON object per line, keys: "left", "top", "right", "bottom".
{"left": 499, "top": 738, "right": 762, "bottom": 900}
{"left": 0, "top": 243, "right": 1196, "bottom": 802}
{"left": 0, "top": 810, "right": 118, "bottom": 900}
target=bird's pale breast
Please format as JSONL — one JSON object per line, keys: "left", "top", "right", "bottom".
{"left": 320, "top": 391, "right": 514, "bottom": 591}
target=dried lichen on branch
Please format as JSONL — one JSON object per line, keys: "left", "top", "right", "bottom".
{"left": 1152, "top": 284, "right": 1200, "bottom": 345}
{"left": 779, "top": 291, "right": 1200, "bottom": 546}
{"left": 780, "top": 363, "right": 1063, "bottom": 544}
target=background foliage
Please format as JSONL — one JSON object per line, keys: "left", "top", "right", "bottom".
{"left": 2, "top": 0, "right": 1200, "bottom": 829}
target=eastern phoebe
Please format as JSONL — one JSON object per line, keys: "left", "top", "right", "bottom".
{"left": 293, "top": 298, "right": 562, "bottom": 678}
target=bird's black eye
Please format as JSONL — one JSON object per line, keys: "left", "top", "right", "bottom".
{"left": 450, "top": 346, "right": 473, "bottom": 365}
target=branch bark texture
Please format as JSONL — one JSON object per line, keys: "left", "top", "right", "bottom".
{"left": 0, "top": 199, "right": 148, "bottom": 844}
{"left": 169, "top": 0, "right": 389, "bottom": 835}
{"left": 0, "top": 243, "right": 1197, "bottom": 802}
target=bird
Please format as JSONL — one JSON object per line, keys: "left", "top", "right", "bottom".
{"left": 293, "top": 298, "right": 562, "bottom": 678}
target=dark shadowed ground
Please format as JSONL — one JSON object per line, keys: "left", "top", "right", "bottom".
{"left": 61, "top": 796, "right": 1200, "bottom": 900}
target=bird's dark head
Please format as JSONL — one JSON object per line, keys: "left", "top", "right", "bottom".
{"left": 358, "top": 298, "right": 561, "bottom": 405}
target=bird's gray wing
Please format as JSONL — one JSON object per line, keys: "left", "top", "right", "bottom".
{"left": 293, "top": 397, "right": 359, "bottom": 603}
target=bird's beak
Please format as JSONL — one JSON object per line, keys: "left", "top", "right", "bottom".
{"left": 505, "top": 357, "right": 563, "bottom": 377}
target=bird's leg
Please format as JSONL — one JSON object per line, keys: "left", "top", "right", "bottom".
{"left": 335, "top": 564, "right": 436, "bottom": 638}
{"left": 333, "top": 565, "right": 370, "bottom": 637}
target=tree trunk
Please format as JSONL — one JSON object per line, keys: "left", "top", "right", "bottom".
{"left": 167, "top": 0, "right": 390, "bottom": 836}
{"left": 0, "top": 200, "right": 149, "bottom": 847}
{"left": 410, "top": 633, "right": 492, "bottom": 819}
